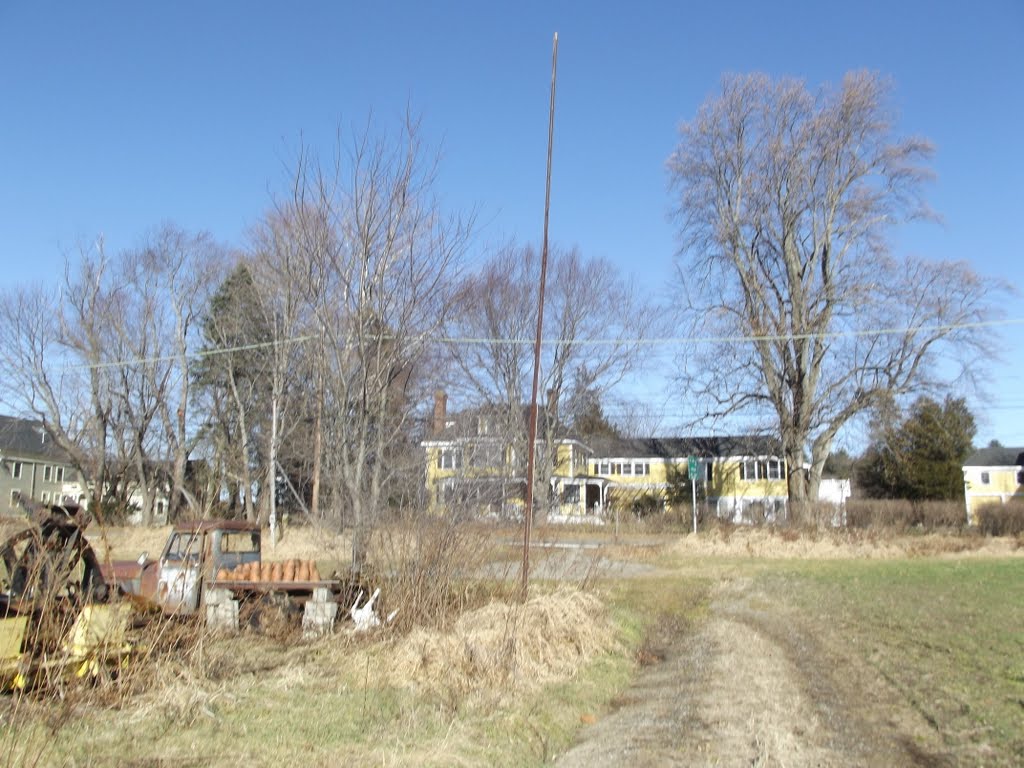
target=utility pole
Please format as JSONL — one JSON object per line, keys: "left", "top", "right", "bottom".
{"left": 522, "top": 32, "right": 559, "bottom": 601}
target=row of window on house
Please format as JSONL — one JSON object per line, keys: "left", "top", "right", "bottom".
{"left": 9, "top": 489, "right": 74, "bottom": 509}
{"left": 592, "top": 461, "right": 652, "bottom": 476}
{"left": 977, "top": 470, "right": 1024, "bottom": 485}
{"left": 739, "top": 458, "right": 785, "bottom": 481}
{"left": 7, "top": 461, "right": 67, "bottom": 483}
{"left": 436, "top": 449, "right": 785, "bottom": 484}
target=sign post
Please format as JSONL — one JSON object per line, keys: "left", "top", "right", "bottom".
{"left": 687, "top": 456, "right": 699, "bottom": 534}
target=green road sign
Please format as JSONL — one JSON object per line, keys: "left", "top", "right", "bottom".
{"left": 687, "top": 456, "right": 699, "bottom": 480}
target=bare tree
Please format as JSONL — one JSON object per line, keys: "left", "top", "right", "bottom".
{"left": 1, "top": 230, "right": 225, "bottom": 523}
{"left": 668, "top": 71, "right": 999, "bottom": 505}
{"left": 0, "top": 243, "right": 116, "bottom": 514}
{"left": 246, "top": 208, "right": 321, "bottom": 532}
{"left": 281, "top": 116, "right": 473, "bottom": 570}
{"left": 445, "top": 243, "right": 650, "bottom": 510}
{"left": 113, "top": 226, "right": 227, "bottom": 522}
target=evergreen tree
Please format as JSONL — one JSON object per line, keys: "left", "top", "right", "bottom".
{"left": 193, "top": 263, "right": 273, "bottom": 519}
{"left": 858, "top": 396, "right": 976, "bottom": 500}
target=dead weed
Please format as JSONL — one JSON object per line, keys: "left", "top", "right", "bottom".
{"left": 385, "top": 587, "right": 618, "bottom": 710}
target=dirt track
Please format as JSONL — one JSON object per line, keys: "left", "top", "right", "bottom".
{"left": 556, "top": 576, "right": 955, "bottom": 768}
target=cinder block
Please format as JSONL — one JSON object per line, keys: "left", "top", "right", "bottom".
{"left": 205, "top": 587, "right": 231, "bottom": 607}
{"left": 302, "top": 600, "right": 338, "bottom": 638}
{"left": 206, "top": 599, "right": 239, "bottom": 633}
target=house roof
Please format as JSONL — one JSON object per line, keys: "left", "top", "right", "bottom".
{"left": 427, "top": 402, "right": 575, "bottom": 441}
{"left": 0, "top": 414, "right": 73, "bottom": 462}
{"left": 588, "top": 435, "right": 783, "bottom": 460}
{"left": 963, "top": 446, "right": 1024, "bottom": 467}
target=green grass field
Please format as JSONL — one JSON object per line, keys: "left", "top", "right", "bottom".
{"left": 763, "top": 557, "right": 1024, "bottom": 762}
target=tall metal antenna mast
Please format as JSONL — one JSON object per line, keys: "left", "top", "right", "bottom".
{"left": 522, "top": 32, "right": 559, "bottom": 601}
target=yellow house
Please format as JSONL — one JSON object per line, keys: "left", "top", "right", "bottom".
{"left": 421, "top": 392, "right": 600, "bottom": 521}
{"left": 962, "top": 446, "right": 1024, "bottom": 524}
{"left": 587, "top": 437, "right": 789, "bottom": 523}
{"left": 422, "top": 395, "right": 791, "bottom": 525}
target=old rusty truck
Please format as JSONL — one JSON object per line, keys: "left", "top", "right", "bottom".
{"left": 100, "top": 519, "right": 343, "bottom": 635}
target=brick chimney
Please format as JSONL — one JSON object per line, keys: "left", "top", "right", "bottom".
{"left": 432, "top": 390, "right": 448, "bottom": 436}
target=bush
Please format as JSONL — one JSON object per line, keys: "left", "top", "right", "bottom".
{"left": 975, "top": 501, "right": 1024, "bottom": 536}
{"left": 845, "top": 499, "right": 967, "bottom": 531}
{"left": 784, "top": 501, "right": 847, "bottom": 529}
{"left": 630, "top": 494, "right": 664, "bottom": 520}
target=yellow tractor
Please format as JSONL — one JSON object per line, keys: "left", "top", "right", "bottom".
{"left": 0, "top": 504, "right": 132, "bottom": 691}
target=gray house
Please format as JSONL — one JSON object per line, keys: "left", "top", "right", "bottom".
{"left": 0, "top": 415, "right": 85, "bottom": 515}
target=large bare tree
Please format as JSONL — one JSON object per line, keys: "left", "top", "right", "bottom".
{"left": 280, "top": 116, "right": 473, "bottom": 569}
{"left": 1, "top": 229, "right": 225, "bottom": 523}
{"left": 444, "top": 243, "right": 650, "bottom": 510}
{"left": 0, "top": 245, "right": 118, "bottom": 514}
{"left": 668, "top": 71, "right": 997, "bottom": 505}
{"left": 113, "top": 226, "right": 227, "bottom": 522}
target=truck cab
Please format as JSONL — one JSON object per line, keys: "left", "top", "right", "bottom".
{"left": 105, "top": 520, "right": 261, "bottom": 614}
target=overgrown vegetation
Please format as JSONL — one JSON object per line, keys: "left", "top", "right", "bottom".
{"left": 4, "top": 518, "right": 1023, "bottom": 766}
{"left": 976, "top": 499, "right": 1024, "bottom": 537}
{"left": 844, "top": 498, "right": 967, "bottom": 530}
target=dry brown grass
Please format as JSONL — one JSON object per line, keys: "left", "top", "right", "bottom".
{"left": 845, "top": 498, "right": 968, "bottom": 530}
{"left": 368, "top": 515, "right": 518, "bottom": 632}
{"left": 385, "top": 587, "right": 617, "bottom": 711}
{"left": 667, "top": 525, "right": 1022, "bottom": 561}
{"left": 976, "top": 499, "right": 1024, "bottom": 536}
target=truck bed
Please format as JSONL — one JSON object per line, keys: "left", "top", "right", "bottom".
{"left": 208, "top": 578, "right": 341, "bottom": 596}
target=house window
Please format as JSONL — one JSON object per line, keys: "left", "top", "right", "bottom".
{"left": 600, "top": 462, "right": 610, "bottom": 475}
{"left": 740, "top": 459, "right": 759, "bottom": 481}
{"left": 55, "top": 466, "right": 65, "bottom": 482}
{"left": 470, "top": 443, "right": 501, "bottom": 468}
{"left": 11, "top": 461, "right": 22, "bottom": 479}
{"left": 562, "top": 485, "right": 580, "bottom": 504}
{"left": 980, "top": 472, "right": 990, "bottom": 485}
{"left": 439, "top": 480, "right": 458, "bottom": 505}
{"left": 43, "top": 465, "right": 52, "bottom": 482}
{"left": 622, "top": 462, "right": 632, "bottom": 475}
{"left": 9, "top": 490, "right": 21, "bottom": 509}
{"left": 438, "top": 448, "right": 462, "bottom": 471}
{"left": 611, "top": 463, "right": 621, "bottom": 475}
{"left": 41, "top": 491, "right": 50, "bottom": 503}
{"left": 706, "top": 462, "right": 713, "bottom": 483}
{"left": 766, "top": 459, "right": 782, "bottom": 480}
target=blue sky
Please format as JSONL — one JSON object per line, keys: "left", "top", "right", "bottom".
{"left": 2, "top": 1, "right": 1022, "bottom": 448}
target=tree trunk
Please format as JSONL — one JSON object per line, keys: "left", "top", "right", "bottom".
{"left": 311, "top": 373, "right": 323, "bottom": 520}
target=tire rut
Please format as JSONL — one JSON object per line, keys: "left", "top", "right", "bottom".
{"left": 556, "top": 581, "right": 954, "bottom": 767}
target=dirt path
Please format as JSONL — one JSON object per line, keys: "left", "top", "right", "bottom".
{"left": 556, "top": 578, "right": 954, "bottom": 767}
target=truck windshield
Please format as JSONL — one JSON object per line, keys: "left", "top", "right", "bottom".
{"left": 164, "top": 532, "right": 199, "bottom": 563}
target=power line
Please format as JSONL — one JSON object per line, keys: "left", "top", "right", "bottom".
{"left": 437, "top": 316, "right": 1024, "bottom": 347}
{"left": 61, "top": 316, "right": 1024, "bottom": 373}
